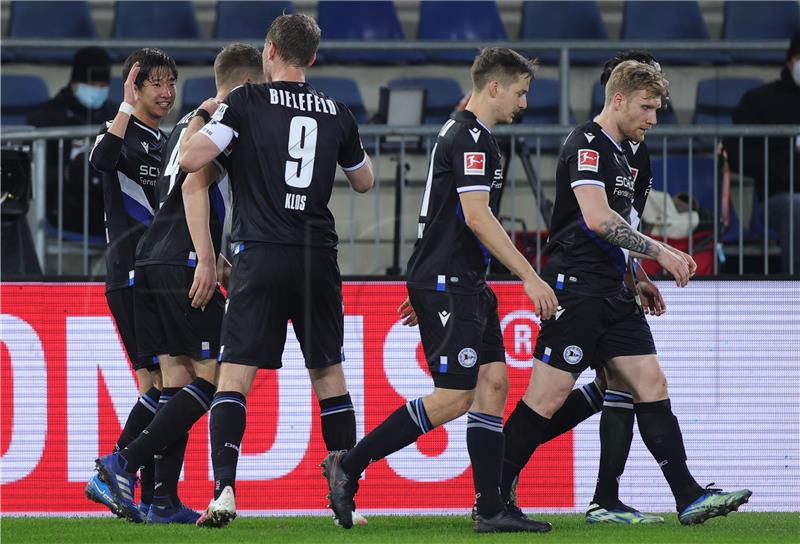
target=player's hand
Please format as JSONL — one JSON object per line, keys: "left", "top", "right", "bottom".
{"left": 524, "top": 275, "right": 558, "bottom": 320}
{"left": 397, "top": 297, "right": 418, "bottom": 327}
{"left": 656, "top": 247, "right": 691, "bottom": 288}
{"left": 189, "top": 258, "right": 217, "bottom": 309}
{"left": 123, "top": 62, "right": 140, "bottom": 106}
{"left": 663, "top": 243, "right": 697, "bottom": 277}
{"left": 636, "top": 280, "right": 666, "bottom": 316}
{"left": 199, "top": 97, "right": 220, "bottom": 117}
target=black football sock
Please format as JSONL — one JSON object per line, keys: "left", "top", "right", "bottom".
{"left": 121, "top": 379, "right": 215, "bottom": 472}
{"left": 153, "top": 432, "right": 189, "bottom": 508}
{"left": 635, "top": 399, "right": 704, "bottom": 512}
{"left": 501, "top": 400, "right": 550, "bottom": 500}
{"left": 210, "top": 391, "right": 247, "bottom": 499}
{"left": 319, "top": 393, "right": 356, "bottom": 452}
{"left": 150, "top": 387, "right": 181, "bottom": 507}
{"left": 341, "top": 398, "right": 430, "bottom": 478}
{"left": 115, "top": 386, "right": 160, "bottom": 505}
{"left": 540, "top": 381, "right": 603, "bottom": 443}
{"left": 593, "top": 390, "right": 634, "bottom": 506}
{"left": 467, "top": 412, "right": 505, "bottom": 517}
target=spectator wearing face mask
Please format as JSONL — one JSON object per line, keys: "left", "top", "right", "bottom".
{"left": 28, "top": 46, "right": 117, "bottom": 237}
{"left": 728, "top": 32, "right": 800, "bottom": 275}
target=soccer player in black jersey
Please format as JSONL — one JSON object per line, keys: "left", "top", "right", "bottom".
{"left": 500, "top": 60, "right": 751, "bottom": 527}
{"left": 93, "top": 44, "right": 265, "bottom": 525}
{"left": 322, "top": 48, "right": 556, "bottom": 534}
{"left": 179, "top": 14, "right": 374, "bottom": 528}
{"left": 85, "top": 48, "right": 176, "bottom": 522}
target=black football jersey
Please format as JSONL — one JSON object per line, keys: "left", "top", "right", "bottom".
{"left": 91, "top": 116, "right": 166, "bottom": 291}
{"left": 135, "top": 110, "right": 231, "bottom": 267}
{"left": 544, "top": 120, "right": 642, "bottom": 296}
{"left": 406, "top": 110, "right": 503, "bottom": 294}
{"left": 203, "top": 81, "right": 366, "bottom": 249}
{"left": 623, "top": 139, "right": 653, "bottom": 227}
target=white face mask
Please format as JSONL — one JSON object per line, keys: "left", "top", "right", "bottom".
{"left": 792, "top": 60, "right": 800, "bottom": 88}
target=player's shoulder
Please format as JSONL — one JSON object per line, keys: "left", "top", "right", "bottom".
{"left": 443, "top": 110, "right": 492, "bottom": 148}
{"left": 562, "top": 120, "right": 605, "bottom": 153}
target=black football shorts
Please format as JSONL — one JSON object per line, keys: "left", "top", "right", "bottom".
{"left": 106, "top": 286, "right": 158, "bottom": 371}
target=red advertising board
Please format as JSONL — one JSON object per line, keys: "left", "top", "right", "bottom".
{"left": 0, "top": 282, "right": 572, "bottom": 514}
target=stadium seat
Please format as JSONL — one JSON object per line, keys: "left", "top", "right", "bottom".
{"left": 316, "top": 1, "right": 424, "bottom": 64}
{"left": 723, "top": 1, "right": 800, "bottom": 64}
{"left": 387, "top": 77, "right": 463, "bottom": 125}
{"left": 307, "top": 77, "right": 369, "bottom": 124}
{"left": 621, "top": 1, "right": 728, "bottom": 65}
{"left": 111, "top": 1, "right": 206, "bottom": 64}
{"left": 519, "top": 78, "right": 574, "bottom": 151}
{"left": 214, "top": 1, "right": 292, "bottom": 39}
{"left": 418, "top": 1, "right": 507, "bottom": 64}
{"left": 1, "top": 75, "right": 50, "bottom": 126}
{"left": 179, "top": 76, "right": 216, "bottom": 118}
{"left": 693, "top": 77, "right": 764, "bottom": 125}
{"left": 519, "top": 1, "right": 611, "bottom": 65}
{"left": 109, "top": 76, "right": 124, "bottom": 105}
{"left": 7, "top": 1, "right": 97, "bottom": 63}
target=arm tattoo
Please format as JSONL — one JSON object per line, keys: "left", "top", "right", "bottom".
{"left": 598, "top": 217, "right": 661, "bottom": 257}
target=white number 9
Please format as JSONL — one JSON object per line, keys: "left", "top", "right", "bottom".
{"left": 285, "top": 116, "right": 318, "bottom": 189}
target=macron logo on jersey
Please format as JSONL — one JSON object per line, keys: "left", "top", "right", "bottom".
{"left": 464, "top": 152, "right": 486, "bottom": 176}
{"left": 578, "top": 149, "right": 599, "bottom": 173}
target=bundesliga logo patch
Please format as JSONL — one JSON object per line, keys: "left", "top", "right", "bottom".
{"left": 464, "top": 152, "right": 486, "bottom": 176}
{"left": 630, "top": 167, "right": 639, "bottom": 182}
{"left": 578, "top": 149, "right": 599, "bottom": 173}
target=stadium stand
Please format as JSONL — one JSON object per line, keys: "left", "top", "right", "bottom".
{"left": 723, "top": 1, "right": 800, "bottom": 64}
{"left": 621, "top": 1, "right": 729, "bottom": 65}
{"left": 387, "top": 77, "right": 463, "bottom": 125}
{"left": 0, "top": 74, "right": 49, "bottom": 126}
{"left": 693, "top": 77, "right": 764, "bottom": 125}
{"left": 213, "top": 1, "right": 292, "bottom": 40}
{"left": 179, "top": 76, "right": 216, "bottom": 118}
{"left": 6, "top": 0, "right": 96, "bottom": 63}
{"left": 317, "top": 1, "right": 424, "bottom": 64}
{"left": 418, "top": 1, "right": 507, "bottom": 64}
{"left": 519, "top": 1, "right": 611, "bottom": 65}
{"left": 307, "top": 76, "right": 369, "bottom": 124}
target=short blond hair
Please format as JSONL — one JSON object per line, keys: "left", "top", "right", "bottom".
{"left": 604, "top": 60, "right": 668, "bottom": 107}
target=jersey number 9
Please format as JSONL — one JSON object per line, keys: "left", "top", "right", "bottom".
{"left": 285, "top": 116, "right": 318, "bottom": 189}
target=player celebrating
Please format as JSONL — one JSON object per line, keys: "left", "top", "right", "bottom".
{"left": 86, "top": 48, "right": 176, "bottom": 522}
{"left": 499, "top": 60, "right": 751, "bottom": 527}
{"left": 179, "top": 14, "right": 374, "bottom": 528}
{"left": 92, "top": 43, "right": 265, "bottom": 524}
{"left": 323, "top": 47, "right": 557, "bottom": 533}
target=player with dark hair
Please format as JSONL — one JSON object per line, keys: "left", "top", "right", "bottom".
{"left": 92, "top": 44, "right": 265, "bottom": 524}
{"left": 323, "top": 47, "right": 556, "bottom": 534}
{"left": 179, "top": 14, "right": 374, "bottom": 528}
{"left": 499, "top": 60, "right": 751, "bottom": 527}
{"left": 85, "top": 47, "right": 176, "bottom": 522}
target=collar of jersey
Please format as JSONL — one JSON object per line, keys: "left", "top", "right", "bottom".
{"left": 132, "top": 118, "right": 161, "bottom": 141}
{"left": 459, "top": 109, "right": 492, "bottom": 133}
{"left": 591, "top": 121, "right": 623, "bottom": 153}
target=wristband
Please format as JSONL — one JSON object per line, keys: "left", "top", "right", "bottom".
{"left": 118, "top": 102, "right": 134, "bottom": 116}
{"left": 194, "top": 108, "right": 211, "bottom": 123}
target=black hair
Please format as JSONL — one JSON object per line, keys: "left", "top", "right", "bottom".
{"left": 600, "top": 50, "right": 659, "bottom": 86}
{"left": 122, "top": 48, "right": 178, "bottom": 88}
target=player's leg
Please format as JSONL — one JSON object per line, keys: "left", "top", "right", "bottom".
{"left": 501, "top": 290, "right": 601, "bottom": 501}
{"left": 538, "top": 373, "right": 605, "bottom": 444}
{"left": 607, "top": 354, "right": 751, "bottom": 524}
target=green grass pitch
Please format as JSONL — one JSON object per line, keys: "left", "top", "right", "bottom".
{"left": 2, "top": 513, "right": 798, "bottom": 543}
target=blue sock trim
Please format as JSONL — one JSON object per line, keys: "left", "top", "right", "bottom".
{"left": 320, "top": 403, "right": 354, "bottom": 416}
{"left": 580, "top": 382, "right": 603, "bottom": 412}
{"left": 467, "top": 411, "right": 503, "bottom": 432}
{"left": 604, "top": 389, "right": 634, "bottom": 409}
{"left": 210, "top": 393, "right": 246, "bottom": 412}
{"left": 184, "top": 383, "right": 212, "bottom": 411}
{"left": 406, "top": 398, "right": 432, "bottom": 433}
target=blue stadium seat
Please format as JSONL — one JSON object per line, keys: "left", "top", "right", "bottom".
{"left": 7, "top": 1, "right": 97, "bottom": 63}
{"left": 110, "top": 76, "right": 124, "bottom": 105}
{"left": 519, "top": 1, "right": 611, "bottom": 65}
{"left": 179, "top": 76, "right": 216, "bottom": 118}
{"left": 650, "top": 155, "right": 716, "bottom": 211}
{"left": 418, "top": 1, "right": 507, "bottom": 64}
{"left": 1, "top": 75, "right": 50, "bottom": 126}
{"left": 519, "top": 78, "right": 574, "bottom": 151}
{"left": 307, "top": 77, "right": 368, "bottom": 124}
{"left": 214, "top": 1, "right": 291, "bottom": 39}
{"left": 317, "top": 1, "right": 424, "bottom": 64}
{"left": 621, "top": 1, "right": 728, "bottom": 65}
{"left": 112, "top": 1, "right": 206, "bottom": 64}
{"left": 723, "top": 1, "right": 800, "bottom": 64}
{"left": 387, "top": 77, "right": 463, "bottom": 125}
{"left": 693, "top": 77, "right": 764, "bottom": 125}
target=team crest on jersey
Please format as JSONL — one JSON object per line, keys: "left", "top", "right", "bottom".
{"left": 458, "top": 347, "right": 478, "bottom": 368}
{"left": 211, "top": 103, "right": 228, "bottom": 122}
{"left": 578, "top": 149, "right": 599, "bottom": 172}
{"left": 563, "top": 345, "right": 583, "bottom": 365}
{"left": 630, "top": 167, "right": 639, "bottom": 182}
{"left": 464, "top": 152, "right": 485, "bottom": 176}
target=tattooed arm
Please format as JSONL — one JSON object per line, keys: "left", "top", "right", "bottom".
{"left": 574, "top": 185, "right": 691, "bottom": 287}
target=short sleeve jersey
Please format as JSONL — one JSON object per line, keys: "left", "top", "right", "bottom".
{"left": 135, "top": 111, "right": 231, "bottom": 267}
{"left": 93, "top": 116, "right": 166, "bottom": 291}
{"left": 406, "top": 110, "right": 503, "bottom": 294}
{"left": 544, "top": 120, "right": 639, "bottom": 296}
{"left": 201, "top": 81, "right": 366, "bottom": 249}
